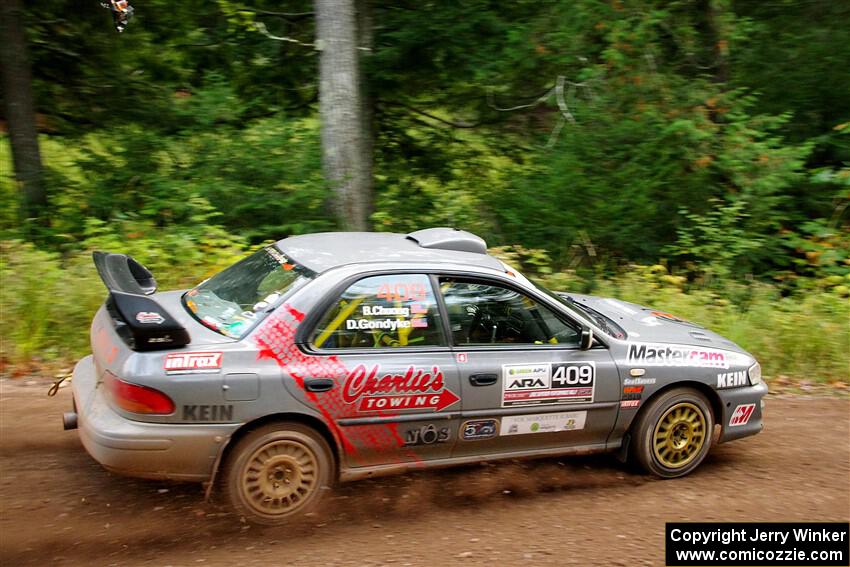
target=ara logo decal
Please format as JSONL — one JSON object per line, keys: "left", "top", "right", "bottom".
{"left": 503, "top": 364, "right": 550, "bottom": 390}
{"left": 342, "top": 364, "right": 459, "bottom": 412}
{"left": 502, "top": 363, "right": 594, "bottom": 407}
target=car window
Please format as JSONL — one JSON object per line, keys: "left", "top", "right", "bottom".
{"left": 183, "top": 247, "right": 315, "bottom": 339}
{"left": 312, "top": 274, "right": 445, "bottom": 349}
{"left": 439, "top": 278, "right": 579, "bottom": 346}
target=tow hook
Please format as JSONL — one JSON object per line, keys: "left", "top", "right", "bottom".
{"left": 63, "top": 412, "right": 78, "bottom": 430}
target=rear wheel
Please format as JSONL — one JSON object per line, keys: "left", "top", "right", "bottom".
{"left": 222, "top": 422, "right": 334, "bottom": 525}
{"left": 631, "top": 387, "right": 713, "bottom": 478}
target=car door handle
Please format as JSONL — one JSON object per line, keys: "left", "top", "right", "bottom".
{"left": 304, "top": 378, "right": 335, "bottom": 393}
{"left": 469, "top": 373, "right": 498, "bottom": 386}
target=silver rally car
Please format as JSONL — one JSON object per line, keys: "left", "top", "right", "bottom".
{"left": 67, "top": 228, "right": 767, "bottom": 524}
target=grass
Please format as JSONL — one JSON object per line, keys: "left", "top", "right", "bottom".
{"left": 1, "top": 239, "right": 848, "bottom": 383}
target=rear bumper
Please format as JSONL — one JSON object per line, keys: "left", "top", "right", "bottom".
{"left": 717, "top": 380, "right": 768, "bottom": 443}
{"left": 71, "top": 355, "right": 238, "bottom": 481}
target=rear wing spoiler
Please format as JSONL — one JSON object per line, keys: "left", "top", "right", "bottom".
{"left": 93, "top": 252, "right": 190, "bottom": 351}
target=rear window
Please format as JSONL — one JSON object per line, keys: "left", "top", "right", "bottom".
{"left": 183, "top": 247, "right": 314, "bottom": 339}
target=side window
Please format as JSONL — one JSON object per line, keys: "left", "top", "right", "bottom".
{"left": 312, "top": 274, "right": 445, "bottom": 349}
{"left": 439, "top": 278, "right": 579, "bottom": 346}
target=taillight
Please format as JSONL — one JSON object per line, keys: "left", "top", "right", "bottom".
{"left": 103, "top": 372, "right": 175, "bottom": 415}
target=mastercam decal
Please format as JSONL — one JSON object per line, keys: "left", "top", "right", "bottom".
{"left": 626, "top": 342, "right": 731, "bottom": 369}
{"left": 499, "top": 411, "right": 587, "bottom": 436}
{"left": 501, "top": 362, "right": 595, "bottom": 407}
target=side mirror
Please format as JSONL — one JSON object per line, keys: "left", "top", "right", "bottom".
{"left": 580, "top": 327, "right": 593, "bottom": 350}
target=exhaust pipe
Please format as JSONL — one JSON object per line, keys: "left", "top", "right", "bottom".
{"left": 63, "top": 412, "right": 78, "bottom": 430}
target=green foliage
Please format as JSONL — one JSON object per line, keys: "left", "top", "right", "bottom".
{"left": 577, "top": 270, "right": 849, "bottom": 383}
{"left": 3, "top": 0, "right": 850, "bottom": 379}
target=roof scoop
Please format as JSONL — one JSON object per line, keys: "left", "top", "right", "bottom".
{"left": 405, "top": 227, "right": 487, "bottom": 255}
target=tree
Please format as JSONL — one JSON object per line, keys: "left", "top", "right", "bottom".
{"left": 0, "top": 0, "right": 45, "bottom": 223}
{"left": 315, "top": 0, "right": 372, "bottom": 231}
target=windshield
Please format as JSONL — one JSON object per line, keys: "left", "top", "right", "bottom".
{"left": 535, "top": 285, "right": 626, "bottom": 339}
{"left": 183, "top": 247, "right": 315, "bottom": 339}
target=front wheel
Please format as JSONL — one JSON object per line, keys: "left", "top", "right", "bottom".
{"left": 221, "top": 422, "right": 334, "bottom": 525}
{"left": 630, "top": 387, "right": 714, "bottom": 478}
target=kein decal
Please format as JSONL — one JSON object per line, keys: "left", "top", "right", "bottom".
{"left": 717, "top": 370, "right": 747, "bottom": 389}
{"left": 182, "top": 404, "right": 233, "bottom": 421}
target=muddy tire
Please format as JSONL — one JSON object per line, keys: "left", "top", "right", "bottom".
{"left": 630, "top": 387, "right": 713, "bottom": 478}
{"left": 221, "top": 422, "right": 334, "bottom": 525}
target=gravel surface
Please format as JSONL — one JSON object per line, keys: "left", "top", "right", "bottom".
{"left": 1, "top": 379, "right": 848, "bottom": 566}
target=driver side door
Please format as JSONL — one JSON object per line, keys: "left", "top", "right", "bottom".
{"left": 437, "top": 276, "right": 620, "bottom": 459}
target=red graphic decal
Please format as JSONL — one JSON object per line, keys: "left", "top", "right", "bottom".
{"left": 253, "top": 304, "right": 458, "bottom": 463}
{"left": 94, "top": 327, "right": 119, "bottom": 365}
{"left": 623, "top": 385, "right": 644, "bottom": 394}
{"left": 729, "top": 403, "right": 756, "bottom": 427}
{"left": 620, "top": 399, "right": 640, "bottom": 408}
{"left": 456, "top": 353, "right": 468, "bottom": 363}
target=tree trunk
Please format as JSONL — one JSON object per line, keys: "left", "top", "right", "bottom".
{"left": 0, "top": 0, "right": 46, "bottom": 222}
{"left": 315, "top": 0, "right": 372, "bottom": 231}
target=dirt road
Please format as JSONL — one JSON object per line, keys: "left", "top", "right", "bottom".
{"left": 1, "top": 380, "right": 848, "bottom": 567}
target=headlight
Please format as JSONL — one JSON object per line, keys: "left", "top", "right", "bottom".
{"left": 748, "top": 362, "right": 762, "bottom": 385}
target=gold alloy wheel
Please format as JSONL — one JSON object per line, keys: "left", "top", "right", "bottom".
{"left": 242, "top": 439, "right": 318, "bottom": 515}
{"left": 652, "top": 402, "right": 707, "bottom": 469}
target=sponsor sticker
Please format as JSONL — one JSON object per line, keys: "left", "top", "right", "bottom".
{"left": 500, "top": 411, "right": 587, "bottom": 436}
{"left": 620, "top": 399, "right": 641, "bottom": 409}
{"left": 136, "top": 311, "right": 165, "bottom": 325}
{"left": 182, "top": 404, "right": 233, "bottom": 421}
{"left": 729, "top": 403, "right": 756, "bottom": 427}
{"left": 342, "top": 364, "right": 460, "bottom": 412}
{"left": 362, "top": 305, "right": 410, "bottom": 317}
{"left": 502, "top": 362, "right": 595, "bottom": 407}
{"left": 403, "top": 424, "right": 450, "bottom": 446}
{"left": 456, "top": 352, "right": 468, "bottom": 363}
{"left": 627, "top": 342, "right": 730, "bottom": 369}
{"left": 346, "top": 318, "right": 412, "bottom": 331}
{"left": 164, "top": 352, "right": 223, "bottom": 374}
{"left": 461, "top": 419, "right": 499, "bottom": 441}
{"left": 624, "top": 376, "right": 656, "bottom": 386}
{"left": 717, "top": 370, "right": 748, "bottom": 389}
